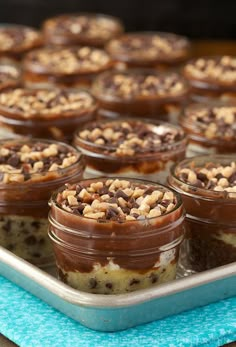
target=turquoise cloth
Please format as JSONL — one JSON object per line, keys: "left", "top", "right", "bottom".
{"left": 0, "top": 275, "right": 235, "bottom": 347}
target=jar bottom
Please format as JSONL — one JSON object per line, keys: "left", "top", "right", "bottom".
{"left": 57, "top": 260, "right": 178, "bottom": 294}
{"left": 0, "top": 214, "right": 53, "bottom": 265}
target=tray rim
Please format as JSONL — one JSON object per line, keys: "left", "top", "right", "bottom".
{"left": 0, "top": 245, "right": 235, "bottom": 309}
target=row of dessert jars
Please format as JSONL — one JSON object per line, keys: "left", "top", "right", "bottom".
{"left": 0, "top": 14, "right": 124, "bottom": 61}
{"left": 0, "top": 138, "right": 84, "bottom": 266}
{"left": 0, "top": 68, "right": 190, "bottom": 145}
{"left": 168, "top": 155, "right": 236, "bottom": 273}
{"left": 73, "top": 117, "right": 187, "bottom": 184}
{"left": 48, "top": 177, "right": 185, "bottom": 294}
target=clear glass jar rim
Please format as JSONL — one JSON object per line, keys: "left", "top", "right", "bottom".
{"left": 0, "top": 137, "right": 83, "bottom": 188}
{"left": 170, "top": 155, "right": 236, "bottom": 201}
{"left": 75, "top": 117, "right": 187, "bottom": 155}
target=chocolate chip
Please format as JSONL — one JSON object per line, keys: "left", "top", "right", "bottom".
{"left": 215, "top": 173, "right": 224, "bottom": 180}
{"left": 24, "top": 235, "right": 37, "bottom": 245}
{"left": 197, "top": 172, "right": 207, "bottom": 181}
{"left": 130, "top": 278, "right": 140, "bottom": 286}
{"left": 106, "top": 207, "right": 119, "bottom": 219}
{"left": 115, "top": 189, "right": 129, "bottom": 200}
{"left": 31, "top": 221, "right": 40, "bottom": 228}
{"left": 105, "top": 282, "right": 113, "bottom": 289}
{"left": 229, "top": 173, "right": 236, "bottom": 184}
{"left": 2, "top": 220, "right": 11, "bottom": 232}
{"left": 149, "top": 273, "right": 158, "bottom": 284}
{"left": 88, "top": 278, "right": 97, "bottom": 289}
{"left": 7, "top": 154, "right": 20, "bottom": 167}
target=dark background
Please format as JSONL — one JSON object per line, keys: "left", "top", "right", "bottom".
{"left": 0, "top": 0, "right": 236, "bottom": 39}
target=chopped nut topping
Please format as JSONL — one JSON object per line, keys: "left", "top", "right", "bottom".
{"left": 57, "top": 179, "right": 177, "bottom": 221}
{"left": 43, "top": 14, "right": 123, "bottom": 43}
{"left": 0, "top": 88, "right": 96, "bottom": 118}
{"left": 77, "top": 120, "right": 184, "bottom": 156}
{"left": 184, "top": 104, "right": 236, "bottom": 140}
{"left": 184, "top": 56, "right": 236, "bottom": 86}
{"left": 24, "top": 47, "right": 112, "bottom": 74}
{"left": 0, "top": 140, "right": 79, "bottom": 183}
{"left": 93, "top": 70, "right": 187, "bottom": 99}
{"left": 0, "top": 26, "right": 41, "bottom": 53}
{"left": 107, "top": 32, "right": 190, "bottom": 63}
{"left": 177, "top": 161, "right": 236, "bottom": 196}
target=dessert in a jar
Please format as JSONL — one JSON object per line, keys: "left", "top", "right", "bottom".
{"left": 0, "top": 88, "right": 97, "bottom": 142}
{"left": 106, "top": 32, "right": 191, "bottom": 69}
{"left": 92, "top": 69, "right": 189, "bottom": 123}
{"left": 42, "top": 13, "right": 124, "bottom": 48}
{"left": 0, "top": 61, "right": 21, "bottom": 92}
{"left": 74, "top": 119, "right": 187, "bottom": 182}
{"left": 0, "top": 138, "right": 83, "bottom": 265}
{"left": 0, "top": 25, "right": 42, "bottom": 60}
{"left": 183, "top": 56, "right": 236, "bottom": 102}
{"left": 48, "top": 178, "right": 185, "bottom": 294}
{"left": 181, "top": 103, "right": 236, "bottom": 156}
{"left": 23, "top": 46, "right": 114, "bottom": 89}
{"left": 168, "top": 155, "right": 236, "bottom": 272}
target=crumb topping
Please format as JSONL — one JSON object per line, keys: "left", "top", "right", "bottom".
{"left": 177, "top": 161, "right": 236, "bottom": 196}
{"left": 93, "top": 71, "right": 187, "bottom": 99}
{"left": 184, "top": 56, "right": 236, "bottom": 86}
{"left": 78, "top": 120, "right": 184, "bottom": 156}
{"left": 0, "top": 140, "right": 79, "bottom": 183}
{"left": 44, "top": 14, "right": 123, "bottom": 41}
{"left": 24, "top": 47, "right": 112, "bottom": 74}
{"left": 56, "top": 179, "right": 177, "bottom": 221}
{"left": 0, "top": 26, "right": 41, "bottom": 52}
{"left": 184, "top": 105, "right": 236, "bottom": 140}
{"left": 0, "top": 88, "right": 96, "bottom": 118}
{"left": 107, "top": 33, "right": 189, "bottom": 62}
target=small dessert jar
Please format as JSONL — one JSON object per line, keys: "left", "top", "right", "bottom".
{"left": 42, "top": 13, "right": 124, "bottom": 48}
{"left": 0, "top": 88, "right": 97, "bottom": 142}
{"left": 183, "top": 56, "right": 236, "bottom": 102}
{"left": 0, "top": 25, "right": 42, "bottom": 60}
{"left": 74, "top": 118, "right": 187, "bottom": 183}
{"left": 0, "top": 61, "right": 21, "bottom": 92}
{"left": 92, "top": 69, "right": 189, "bottom": 123}
{"left": 48, "top": 178, "right": 185, "bottom": 294}
{"left": 106, "top": 32, "right": 191, "bottom": 70}
{"left": 180, "top": 103, "right": 236, "bottom": 156}
{"left": 168, "top": 155, "right": 236, "bottom": 273}
{"left": 0, "top": 138, "right": 84, "bottom": 265}
{"left": 22, "top": 46, "right": 114, "bottom": 89}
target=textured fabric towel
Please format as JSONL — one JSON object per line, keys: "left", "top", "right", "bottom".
{"left": 0, "top": 275, "right": 235, "bottom": 347}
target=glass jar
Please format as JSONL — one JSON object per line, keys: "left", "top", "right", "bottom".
{"left": 106, "top": 32, "right": 191, "bottom": 70}
{"left": 168, "top": 155, "right": 236, "bottom": 273}
{"left": 0, "top": 60, "right": 21, "bottom": 92}
{"left": 74, "top": 118, "right": 187, "bottom": 183}
{"left": 0, "top": 138, "right": 84, "bottom": 266}
{"left": 0, "top": 88, "right": 97, "bottom": 143}
{"left": 42, "top": 13, "right": 124, "bottom": 48}
{"left": 183, "top": 56, "right": 236, "bottom": 102}
{"left": 92, "top": 69, "right": 189, "bottom": 124}
{"left": 22, "top": 46, "right": 114, "bottom": 89}
{"left": 48, "top": 177, "right": 185, "bottom": 294}
{"left": 180, "top": 102, "right": 236, "bottom": 156}
{"left": 0, "top": 25, "right": 42, "bottom": 61}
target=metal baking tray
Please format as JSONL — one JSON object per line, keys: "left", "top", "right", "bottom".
{"left": 0, "top": 246, "right": 235, "bottom": 332}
